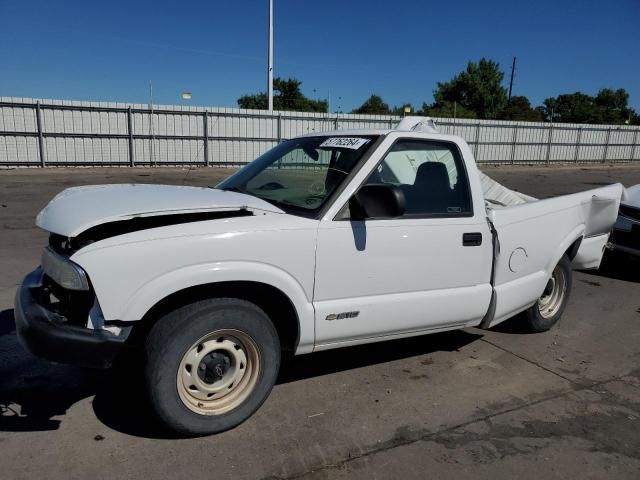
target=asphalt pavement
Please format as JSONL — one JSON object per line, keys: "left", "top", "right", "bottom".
{"left": 1, "top": 164, "right": 639, "bottom": 479}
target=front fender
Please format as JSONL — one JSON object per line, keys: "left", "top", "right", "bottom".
{"left": 118, "top": 261, "right": 316, "bottom": 354}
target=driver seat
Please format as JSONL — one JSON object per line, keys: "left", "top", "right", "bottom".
{"left": 407, "top": 162, "right": 452, "bottom": 214}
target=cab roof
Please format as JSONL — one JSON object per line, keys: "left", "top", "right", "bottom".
{"left": 297, "top": 116, "right": 451, "bottom": 140}
{"left": 296, "top": 128, "right": 461, "bottom": 144}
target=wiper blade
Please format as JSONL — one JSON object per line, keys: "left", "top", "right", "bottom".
{"left": 220, "top": 186, "right": 244, "bottom": 193}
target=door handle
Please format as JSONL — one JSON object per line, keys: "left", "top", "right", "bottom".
{"left": 462, "top": 232, "right": 482, "bottom": 246}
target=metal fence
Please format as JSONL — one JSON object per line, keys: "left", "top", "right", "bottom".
{"left": 1, "top": 96, "right": 639, "bottom": 167}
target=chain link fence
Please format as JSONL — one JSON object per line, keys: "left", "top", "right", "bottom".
{"left": 1, "top": 97, "right": 639, "bottom": 167}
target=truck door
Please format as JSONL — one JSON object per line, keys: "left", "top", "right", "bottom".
{"left": 313, "top": 138, "right": 493, "bottom": 348}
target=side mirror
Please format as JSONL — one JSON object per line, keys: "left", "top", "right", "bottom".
{"left": 349, "top": 184, "right": 406, "bottom": 220}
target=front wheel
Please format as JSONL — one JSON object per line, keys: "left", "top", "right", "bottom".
{"left": 144, "top": 298, "right": 280, "bottom": 436}
{"left": 522, "top": 255, "right": 572, "bottom": 332}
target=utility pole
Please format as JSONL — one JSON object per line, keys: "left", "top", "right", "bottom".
{"left": 267, "top": 0, "right": 274, "bottom": 111}
{"left": 149, "top": 80, "right": 155, "bottom": 165}
{"left": 508, "top": 56, "right": 516, "bottom": 101}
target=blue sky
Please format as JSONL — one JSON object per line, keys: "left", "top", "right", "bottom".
{"left": 1, "top": 0, "right": 639, "bottom": 111}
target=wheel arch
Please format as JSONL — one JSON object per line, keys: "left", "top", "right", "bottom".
{"left": 565, "top": 236, "right": 583, "bottom": 261}
{"left": 545, "top": 225, "right": 585, "bottom": 275}
{"left": 129, "top": 280, "right": 302, "bottom": 354}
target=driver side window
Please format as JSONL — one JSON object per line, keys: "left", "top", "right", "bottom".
{"left": 366, "top": 140, "right": 472, "bottom": 217}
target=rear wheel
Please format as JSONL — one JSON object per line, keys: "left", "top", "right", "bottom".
{"left": 144, "top": 298, "right": 280, "bottom": 436}
{"left": 523, "top": 255, "right": 572, "bottom": 332}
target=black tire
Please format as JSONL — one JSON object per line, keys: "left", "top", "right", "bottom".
{"left": 523, "top": 255, "right": 572, "bottom": 333}
{"left": 144, "top": 298, "right": 280, "bottom": 436}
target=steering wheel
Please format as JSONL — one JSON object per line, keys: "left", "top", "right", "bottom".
{"left": 307, "top": 181, "right": 326, "bottom": 195}
{"left": 256, "top": 181, "right": 285, "bottom": 191}
{"left": 327, "top": 167, "right": 349, "bottom": 176}
{"left": 304, "top": 195, "right": 324, "bottom": 207}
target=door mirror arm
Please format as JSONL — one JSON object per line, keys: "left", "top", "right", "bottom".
{"left": 349, "top": 184, "right": 406, "bottom": 220}
{"left": 348, "top": 195, "right": 368, "bottom": 220}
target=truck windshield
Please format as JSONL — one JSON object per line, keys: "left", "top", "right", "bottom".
{"left": 217, "top": 136, "right": 379, "bottom": 213}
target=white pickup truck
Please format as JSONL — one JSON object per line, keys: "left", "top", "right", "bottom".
{"left": 15, "top": 117, "right": 623, "bottom": 435}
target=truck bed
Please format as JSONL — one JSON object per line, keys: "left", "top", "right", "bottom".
{"left": 484, "top": 179, "right": 623, "bottom": 326}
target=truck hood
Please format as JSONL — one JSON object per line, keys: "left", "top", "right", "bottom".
{"left": 36, "top": 184, "right": 284, "bottom": 237}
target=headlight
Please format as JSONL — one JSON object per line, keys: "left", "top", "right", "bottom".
{"left": 41, "top": 246, "right": 90, "bottom": 291}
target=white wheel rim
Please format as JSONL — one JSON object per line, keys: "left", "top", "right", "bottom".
{"left": 538, "top": 265, "right": 567, "bottom": 319}
{"left": 177, "top": 329, "right": 261, "bottom": 415}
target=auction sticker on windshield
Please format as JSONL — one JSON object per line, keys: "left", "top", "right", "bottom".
{"left": 320, "top": 137, "right": 370, "bottom": 149}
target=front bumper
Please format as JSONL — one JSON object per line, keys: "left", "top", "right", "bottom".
{"left": 14, "top": 268, "right": 130, "bottom": 368}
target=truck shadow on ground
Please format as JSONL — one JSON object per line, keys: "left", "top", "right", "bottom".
{"left": 93, "top": 329, "right": 482, "bottom": 438}
{"left": 0, "top": 308, "right": 99, "bottom": 433}
{"left": 0, "top": 310, "right": 481, "bottom": 439}
{"left": 581, "top": 251, "right": 640, "bottom": 283}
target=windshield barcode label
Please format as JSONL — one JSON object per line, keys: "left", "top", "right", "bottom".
{"left": 319, "top": 137, "right": 369, "bottom": 149}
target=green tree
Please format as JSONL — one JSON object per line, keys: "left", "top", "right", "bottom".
{"left": 498, "top": 96, "right": 544, "bottom": 121}
{"left": 392, "top": 103, "right": 415, "bottom": 116}
{"left": 541, "top": 92, "right": 599, "bottom": 123}
{"left": 351, "top": 95, "right": 391, "bottom": 114}
{"left": 540, "top": 97, "right": 557, "bottom": 122}
{"left": 420, "top": 101, "right": 477, "bottom": 119}
{"left": 237, "top": 77, "right": 328, "bottom": 112}
{"left": 594, "top": 88, "right": 634, "bottom": 124}
{"left": 540, "top": 88, "right": 638, "bottom": 124}
{"left": 432, "top": 58, "right": 508, "bottom": 119}
{"left": 237, "top": 92, "right": 268, "bottom": 110}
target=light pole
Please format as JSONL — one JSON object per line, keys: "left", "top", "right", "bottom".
{"left": 267, "top": 0, "right": 274, "bottom": 111}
